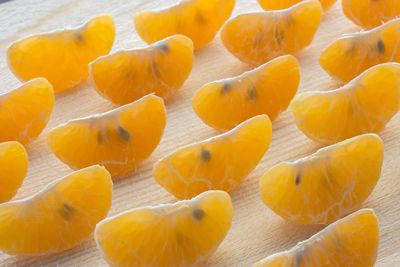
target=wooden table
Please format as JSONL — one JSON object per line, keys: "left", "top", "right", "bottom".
{"left": 1, "top": 0, "right": 399, "bottom": 266}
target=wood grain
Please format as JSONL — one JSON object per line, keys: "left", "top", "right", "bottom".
{"left": 0, "top": 0, "right": 399, "bottom": 266}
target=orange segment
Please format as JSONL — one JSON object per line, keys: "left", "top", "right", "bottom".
{"left": 95, "top": 190, "right": 233, "bottom": 267}
{"left": 134, "top": 0, "right": 235, "bottom": 50}
{"left": 90, "top": 35, "right": 194, "bottom": 105}
{"left": 253, "top": 209, "right": 378, "bottom": 267}
{"left": 192, "top": 55, "right": 300, "bottom": 131}
{"left": 153, "top": 115, "right": 272, "bottom": 199}
{"left": 47, "top": 94, "right": 166, "bottom": 178}
{"left": 0, "top": 165, "right": 112, "bottom": 255}
{"left": 320, "top": 18, "right": 400, "bottom": 83}
{"left": 220, "top": 0, "right": 322, "bottom": 65}
{"left": 342, "top": 0, "right": 400, "bottom": 28}
{"left": 257, "top": 0, "right": 336, "bottom": 10}
{"left": 0, "top": 78, "right": 54, "bottom": 144}
{"left": 260, "top": 134, "right": 383, "bottom": 224}
{"left": 0, "top": 141, "right": 28, "bottom": 203}
{"left": 291, "top": 63, "right": 400, "bottom": 144}
{"left": 7, "top": 14, "right": 115, "bottom": 93}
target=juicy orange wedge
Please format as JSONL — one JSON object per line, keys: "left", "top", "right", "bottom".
{"left": 342, "top": 0, "right": 400, "bottom": 28}
{"left": 291, "top": 63, "right": 400, "bottom": 144}
{"left": 253, "top": 209, "right": 379, "bottom": 267}
{"left": 7, "top": 14, "right": 115, "bottom": 93}
{"left": 134, "top": 0, "right": 235, "bottom": 50}
{"left": 320, "top": 18, "right": 400, "bottom": 83}
{"left": 47, "top": 94, "right": 166, "bottom": 178}
{"left": 0, "top": 165, "right": 112, "bottom": 255}
{"left": 192, "top": 55, "right": 300, "bottom": 131}
{"left": 220, "top": 0, "right": 322, "bottom": 65}
{"left": 260, "top": 134, "right": 383, "bottom": 224}
{"left": 258, "top": 0, "right": 336, "bottom": 10}
{"left": 153, "top": 115, "right": 272, "bottom": 199}
{"left": 0, "top": 141, "right": 28, "bottom": 203}
{"left": 90, "top": 35, "right": 194, "bottom": 105}
{"left": 95, "top": 190, "right": 233, "bottom": 267}
{"left": 0, "top": 78, "right": 54, "bottom": 144}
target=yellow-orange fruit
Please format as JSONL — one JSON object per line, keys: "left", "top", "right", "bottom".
{"left": 192, "top": 55, "right": 300, "bottom": 131}
{"left": 260, "top": 134, "right": 383, "bottom": 224}
{"left": 47, "top": 94, "right": 166, "bottom": 178}
{"left": 258, "top": 0, "right": 336, "bottom": 10}
{"left": 0, "top": 78, "right": 54, "bottom": 144}
{"left": 134, "top": 0, "right": 235, "bottom": 50}
{"left": 7, "top": 14, "right": 115, "bottom": 92}
{"left": 153, "top": 115, "right": 272, "bottom": 199}
{"left": 90, "top": 35, "right": 194, "bottom": 105}
{"left": 253, "top": 209, "right": 378, "bottom": 267}
{"left": 221, "top": 0, "right": 322, "bottom": 65}
{"left": 95, "top": 190, "right": 233, "bottom": 267}
{"left": 0, "top": 165, "right": 112, "bottom": 255}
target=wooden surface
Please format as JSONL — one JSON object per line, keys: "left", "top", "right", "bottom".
{"left": 1, "top": 0, "right": 400, "bottom": 266}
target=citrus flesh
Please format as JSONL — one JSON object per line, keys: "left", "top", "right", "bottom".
{"left": 220, "top": 0, "right": 322, "bottom": 65}
{"left": 320, "top": 18, "right": 400, "bottom": 83}
{"left": 257, "top": 0, "right": 336, "bottom": 10}
{"left": 47, "top": 94, "right": 166, "bottom": 178}
{"left": 134, "top": 0, "right": 235, "bottom": 50}
{"left": 90, "top": 35, "right": 194, "bottom": 105}
{"left": 260, "top": 134, "right": 383, "bottom": 224}
{"left": 0, "top": 165, "right": 112, "bottom": 255}
{"left": 342, "top": 0, "right": 400, "bottom": 28}
{"left": 291, "top": 63, "right": 400, "bottom": 144}
{"left": 253, "top": 209, "right": 378, "bottom": 267}
{"left": 0, "top": 78, "right": 54, "bottom": 144}
{"left": 95, "top": 190, "right": 233, "bottom": 267}
{"left": 153, "top": 115, "right": 272, "bottom": 199}
{"left": 7, "top": 14, "right": 115, "bottom": 93}
{"left": 192, "top": 55, "right": 300, "bottom": 131}
{"left": 0, "top": 141, "right": 28, "bottom": 203}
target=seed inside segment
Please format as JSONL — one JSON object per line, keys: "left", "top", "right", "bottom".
{"left": 221, "top": 82, "right": 233, "bottom": 94}
{"left": 59, "top": 203, "right": 74, "bottom": 220}
{"left": 377, "top": 39, "right": 385, "bottom": 54}
{"left": 193, "top": 208, "right": 205, "bottom": 221}
{"left": 118, "top": 126, "right": 131, "bottom": 141}
{"left": 201, "top": 148, "right": 211, "bottom": 163}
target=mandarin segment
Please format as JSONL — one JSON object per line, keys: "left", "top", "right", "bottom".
{"left": 342, "top": 0, "right": 400, "bottom": 28}
{"left": 291, "top": 63, "right": 400, "bottom": 144}
{"left": 0, "top": 78, "right": 54, "bottom": 144}
{"left": 260, "top": 134, "right": 383, "bottom": 224}
{"left": 0, "top": 165, "right": 112, "bottom": 255}
{"left": 220, "top": 0, "right": 322, "bottom": 65}
{"left": 47, "top": 94, "right": 166, "bottom": 178}
{"left": 134, "top": 0, "right": 235, "bottom": 51}
{"left": 320, "top": 18, "right": 400, "bottom": 83}
{"left": 253, "top": 209, "right": 379, "bottom": 267}
{"left": 257, "top": 0, "right": 336, "bottom": 10}
{"left": 90, "top": 35, "right": 194, "bottom": 105}
{"left": 7, "top": 14, "right": 115, "bottom": 92}
{"left": 192, "top": 55, "right": 300, "bottom": 130}
{"left": 0, "top": 141, "right": 28, "bottom": 203}
{"left": 95, "top": 190, "right": 233, "bottom": 267}
{"left": 153, "top": 115, "right": 272, "bottom": 199}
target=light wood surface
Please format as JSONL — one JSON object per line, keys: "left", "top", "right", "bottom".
{"left": 1, "top": 0, "right": 400, "bottom": 266}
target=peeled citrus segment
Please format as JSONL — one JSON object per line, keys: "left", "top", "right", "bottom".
{"left": 0, "top": 165, "right": 112, "bottom": 255}
{"left": 7, "top": 14, "right": 115, "bottom": 93}
{"left": 253, "top": 209, "right": 379, "bottom": 267}
{"left": 257, "top": 0, "right": 336, "bottom": 10}
{"left": 134, "top": 0, "right": 235, "bottom": 50}
{"left": 291, "top": 63, "right": 400, "bottom": 144}
{"left": 0, "top": 141, "right": 28, "bottom": 203}
{"left": 342, "top": 0, "right": 400, "bottom": 28}
{"left": 320, "top": 19, "right": 400, "bottom": 83}
{"left": 0, "top": 78, "right": 54, "bottom": 144}
{"left": 192, "top": 55, "right": 300, "bottom": 131}
{"left": 90, "top": 35, "right": 194, "bottom": 105}
{"left": 260, "top": 134, "right": 383, "bottom": 225}
{"left": 153, "top": 115, "right": 272, "bottom": 199}
{"left": 95, "top": 190, "right": 232, "bottom": 267}
{"left": 220, "top": 0, "right": 322, "bottom": 65}
{"left": 47, "top": 94, "right": 166, "bottom": 178}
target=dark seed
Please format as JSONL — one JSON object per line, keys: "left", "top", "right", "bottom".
{"left": 295, "top": 171, "right": 302, "bottom": 185}
{"left": 159, "top": 43, "right": 169, "bottom": 53}
{"left": 196, "top": 11, "right": 206, "bottom": 24}
{"left": 221, "top": 82, "right": 233, "bottom": 94}
{"left": 150, "top": 61, "right": 161, "bottom": 76}
{"left": 74, "top": 32, "right": 83, "bottom": 42}
{"left": 59, "top": 203, "right": 74, "bottom": 220}
{"left": 97, "top": 130, "right": 106, "bottom": 144}
{"left": 377, "top": 39, "right": 385, "bottom": 54}
{"left": 248, "top": 86, "right": 258, "bottom": 101}
{"left": 201, "top": 148, "right": 211, "bottom": 163}
{"left": 193, "top": 208, "right": 205, "bottom": 221}
{"left": 118, "top": 126, "right": 131, "bottom": 141}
